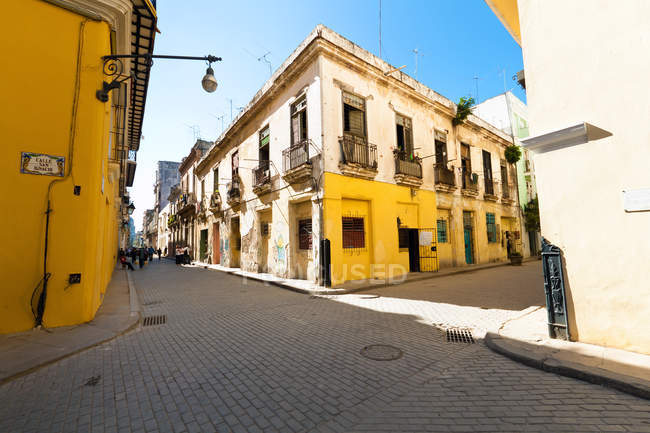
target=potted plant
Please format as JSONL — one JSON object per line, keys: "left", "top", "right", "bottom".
{"left": 509, "top": 251, "right": 523, "bottom": 266}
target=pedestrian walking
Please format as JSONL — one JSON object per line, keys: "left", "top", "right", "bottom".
{"left": 138, "top": 247, "right": 145, "bottom": 268}
{"left": 183, "top": 245, "right": 190, "bottom": 264}
{"left": 157, "top": 248, "right": 162, "bottom": 260}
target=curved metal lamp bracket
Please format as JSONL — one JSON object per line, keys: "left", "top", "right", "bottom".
{"left": 96, "top": 54, "right": 222, "bottom": 102}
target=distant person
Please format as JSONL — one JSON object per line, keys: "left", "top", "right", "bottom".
{"left": 157, "top": 248, "right": 162, "bottom": 260}
{"left": 505, "top": 231, "right": 513, "bottom": 258}
{"left": 184, "top": 246, "right": 190, "bottom": 264}
{"left": 120, "top": 253, "right": 134, "bottom": 271}
{"left": 175, "top": 246, "right": 182, "bottom": 265}
{"left": 138, "top": 247, "right": 146, "bottom": 268}
{"left": 164, "top": 247, "right": 167, "bottom": 257}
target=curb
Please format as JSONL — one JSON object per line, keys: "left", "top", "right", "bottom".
{"left": 484, "top": 332, "right": 650, "bottom": 400}
{"left": 0, "top": 270, "right": 140, "bottom": 386}
{"left": 191, "top": 258, "right": 538, "bottom": 296}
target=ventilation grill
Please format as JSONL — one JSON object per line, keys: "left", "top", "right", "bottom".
{"left": 142, "top": 315, "right": 166, "bottom": 327}
{"left": 446, "top": 328, "right": 474, "bottom": 343}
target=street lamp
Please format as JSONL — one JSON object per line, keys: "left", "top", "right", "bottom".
{"left": 97, "top": 54, "right": 223, "bottom": 102}
{"left": 127, "top": 203, "right": 135, "bottom": 215}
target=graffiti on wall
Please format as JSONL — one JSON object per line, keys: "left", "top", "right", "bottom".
{"left": 274, "top": 234, "right": 287, "bottom": 274}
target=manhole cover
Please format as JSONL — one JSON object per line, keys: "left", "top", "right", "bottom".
{"left": 142, "top": 315, "right": 166, "bottom": 327}
{"left": 446, "top": 328, "right": 475, "bottom": 344}
{"left": 360, "top": 344, "right": 403, "bottom": 361}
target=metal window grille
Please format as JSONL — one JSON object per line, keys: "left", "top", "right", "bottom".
{"left": 298, "top": 219, "right": 312, "bottom": 250}
{"left": 486, "top": 213, "right": 497, "bottom": 243}
{"left": 342, "top": 217, "right": 365, "bottom": 249}
{"left": 261, "top": 222, "right": 269, "bottom": 236}
{"left": 437, "top": 219, "right": 448, "bottom": 243}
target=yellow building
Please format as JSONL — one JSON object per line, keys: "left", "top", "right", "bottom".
{"left": 0, "top": 0, "right": 156, "bottom": 333}
{"left": 184, "top": 25, "right": 519, "bottom": 288}
{"left": 486, "top": 0, "right": 650, "bottom": 355}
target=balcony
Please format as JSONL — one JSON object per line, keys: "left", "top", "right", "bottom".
{"left": 501, "top": 184, "right": 516, "bottom": 205}
{"left": 227, "top": 179, "right": 241, "bottom": 207}
{"left": 484, "top": 179, "right": 498, "bottom": 201}
{"left": 282, "top": 140, "right": 311, "bottom": 184}
{"left": 461, "top": 171, "right": 479, "bottom": 197}
{"left": 434, "top": 164, "right": 457, "bottom": 193}
{"left": 253, "top": 160, "right": 272, "bottom": 195}
{"left": 209, "top": 191, "right": 222, "bottom": 214}
{"left": 339, "top": 135, "right": 377, "bottom": 180}
{"left": 177, "top": 192, "right": 196, "bottom": 215}
{"left": 394, "top": 151, "right": 423, "bottom": 188}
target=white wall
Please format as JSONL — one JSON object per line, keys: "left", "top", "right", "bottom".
{"left": 519, "top": 0, "right": 650, "bottom": 353}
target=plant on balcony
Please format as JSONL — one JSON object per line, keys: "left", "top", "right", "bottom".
{"left": 505, "top": 144, "right": 522, "bottom": 164}
{"left": 167, "top": 214, "right": 176, "bottom": 227}
{"left": 452, "top": 96, "right": 475, "bottom": 126}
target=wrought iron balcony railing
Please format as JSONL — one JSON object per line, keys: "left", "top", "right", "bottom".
{"left": 339, "top": 135, "right": 377, "bottom": 169}
{"left": 434, "top": 164, "right": 455, "bottom": 186}
{"left": 462, "top": 170, "right": 479, "bottom": 192}
{"left": 485, "top": 179, "right": 495, "bottom": 196}
{"left": 394, "top": 151, "right": 422, "bottom": 178}
{"left": 227, "top": 180, "right": 241, "bottom": 202}
{"left": 282, "top": 140, "right": 310, "bottom": 172}
{"left": 253, "top": 160, "right": 271, "bottom": 188}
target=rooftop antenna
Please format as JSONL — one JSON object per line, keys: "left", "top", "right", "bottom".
{"left": 379, "top": 0, "right": 382, "bottom": 59}
{"left": 184, "top": 124, "right": 200, "bottom": 141}
{"left": 258, "top": 52, "right": 272, "bottom": 77}
{"left": 412, "top": 48, "right": 424, "bottom": 80}
{"left": 473, "top": 74, "right": 483, "bottom": 103}
{"left": 499, "top": 67, "right": 507, "bottom": 93}
{"left": 243, "top": 48, "right": 272, "bottom": 77}
{"left": 211, "top": 113, "right": 225, "bottom": 134}
{"left": 226, "top": 98, "right": 233, "bottom": 122}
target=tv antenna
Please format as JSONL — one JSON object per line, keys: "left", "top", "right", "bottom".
{"left": 412, "top": 48, "right": 425, "bottom": 80}
{"left": 211, "top": 113, "right": 225, "bottom": 134}
{"left": 473, "top": 74, "right": 483, "bottom": 103}
{"left": 184, "top": 124, "right": 201, "bottom": 141}
{"left": 243, "top": 48, "right": 272, "bottom": 77}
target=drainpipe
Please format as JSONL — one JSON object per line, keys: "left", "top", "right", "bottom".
{"left": 317, "top": 53, "right": 326, "bottom": 287}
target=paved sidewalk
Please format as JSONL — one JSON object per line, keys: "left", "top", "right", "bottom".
{"left": 0, "top": 266, "right": 140, "bottom": 385}
{"left": 486, "top": 307, "right": 650, "bottom": 400}
{"left": 191, "top": 257, "right": 539, "bottom": 295}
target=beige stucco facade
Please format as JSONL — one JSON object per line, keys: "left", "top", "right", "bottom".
{"left": 490, "top": 1, "right": 650, "bottom": 354}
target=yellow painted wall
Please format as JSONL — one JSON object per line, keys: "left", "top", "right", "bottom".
{"left": 323, "top": 173, "right": 437, "bottom": 286}
{"left": 436, "top": 208, "right": 453, "bottom": 267}
{"left": 0, "top": 1, "right": 118, "bottom": 333}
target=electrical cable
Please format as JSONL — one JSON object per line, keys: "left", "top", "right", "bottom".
{"left": 32, "top": 19, "right": 87, "bottom": 327}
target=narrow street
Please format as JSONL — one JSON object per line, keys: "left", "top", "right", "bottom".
{"left": 1, "top": 262, "right": 648, "bottom": 433}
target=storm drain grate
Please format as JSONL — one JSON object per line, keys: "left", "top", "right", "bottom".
{"left": 84, "top": 375, "right": 101, "bottom": 387}
{"left": 142, "top": 315, "right": 166, "bottom": 327}
{"left": 446, "top": 328, "right": 475, "bottom": 344}
{"left": 360, "top": 344, "right": 403, "bottom": 361}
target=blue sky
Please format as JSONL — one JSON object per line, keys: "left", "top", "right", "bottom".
{"left": 131, "top": 0, "right": 523, "bottom": 229}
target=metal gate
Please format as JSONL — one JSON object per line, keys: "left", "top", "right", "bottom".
{"left": 417, "top": 228, "right": 439, "bottom": 272}
{"left": 541, "top": 238, "right": 569, "bottom": 340}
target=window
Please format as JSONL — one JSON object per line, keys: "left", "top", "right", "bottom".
{"left": 343, "top": 92, "right": 366, "bottom": 137}
{"left": 500, "top": 161, "right": 509, "bottom": 197}
{"left": 259, "top": 126, "right": 270, "bottom": 162}
{"left": 461, "top": 143, "right": 472, "bottom": 188}
{"left": 437, "top": 220, "right": 448, "bottom": 243}
{"left": 213, "top": 167, "right": 219, "bottom": 191}
{"left": 261, "top": 222, "right": 269, "bottom": 236}
{"left": 398, "top": 228, "right": 409, "bottom": 249}
{"left": 298, "top": 219, "right": 312, "bottom": 250}
{"left": 486, "top": 213, "right": 497, "bottom": 243}
{"left": 232, "top": 150, "right": 239, "bottom": 179}
{"left": 482, "top": 150, "right": 493, "bottom": 195}
{"left": 435, "top": 140, "right": 447, "bottom": 166}
{"left": 395, "top": 113, "right": 413, "bottom": 154}
{"left": 201, "top": 180, "right": 205, "bottom": 199}
{"left": 342, "top": 217, "right": 365, "bottom": 249}
{"left": 291, "top": 98, "right": 308, "bottom": 145}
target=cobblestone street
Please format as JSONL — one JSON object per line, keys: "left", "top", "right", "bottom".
{"left": 1, "top": 261, "right": 648, "bottom": 433}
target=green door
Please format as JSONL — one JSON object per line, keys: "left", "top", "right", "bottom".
{"left": 463, "top": 211, "right": 473, "bottom": 264}
{"left": 200, "top": 229, "right": 208, "bottom": 262}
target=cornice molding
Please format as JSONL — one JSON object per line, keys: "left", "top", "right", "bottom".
{"left": 42, "top": 0, "right": 131, "bottom": 29}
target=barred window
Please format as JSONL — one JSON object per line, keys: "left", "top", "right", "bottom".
{"left": 437, "top": 219, "right": 448, "bottom": 243}
{"left": 486, "top": 213, "right": 497, "bottom": 243}
{"left": 342, "top": 217, "right": 365, "bottom": 249}
{"left": 298, "top": 219, "right": 312, "bottom": 250}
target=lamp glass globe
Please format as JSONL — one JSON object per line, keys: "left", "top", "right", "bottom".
{"left": 202, "top": 67, "right": 218, "bottom": 93}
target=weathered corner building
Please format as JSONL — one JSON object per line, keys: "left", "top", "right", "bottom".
{"left": 181, "top": 25, "right": 520, "bottom": 286}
